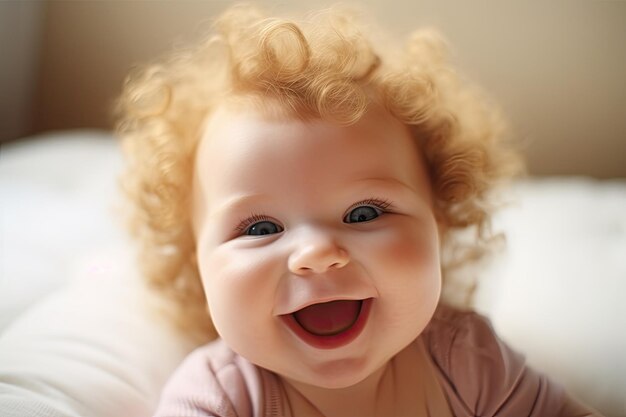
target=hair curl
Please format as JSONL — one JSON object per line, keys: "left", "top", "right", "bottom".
{"left": 116, "top": 4, "right": 523, "bottom": 341}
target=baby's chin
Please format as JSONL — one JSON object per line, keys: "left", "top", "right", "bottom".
{"left": 280, "top": 354, "right": 391, "bottom": 391}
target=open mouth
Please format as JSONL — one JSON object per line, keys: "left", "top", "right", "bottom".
{"left": 281, "top": 298, "right": 372, "bottom": 349}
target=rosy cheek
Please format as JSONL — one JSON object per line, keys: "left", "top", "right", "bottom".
{"left": 371, "top": 223, "right": 441, "bottom": 324}
{"left": 372, "top": 224, "right": 439, "bottom": 275}
{"left": 201, "top": 248, "right": 279, "bottom": 328}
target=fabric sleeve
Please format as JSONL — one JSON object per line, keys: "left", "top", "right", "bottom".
{"left": 425, "top": 307, "right": 602, "bottom": 417}
{"left": 152, "top": 345, "right": 249, "bottom": 417}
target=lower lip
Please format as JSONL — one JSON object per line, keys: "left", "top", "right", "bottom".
{"left": 281, "top": 298, "right": 373, "bottom": 350}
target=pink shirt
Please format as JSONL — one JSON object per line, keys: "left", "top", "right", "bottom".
{"left": 153, "top": 306, "right": 599, "bottom": 416}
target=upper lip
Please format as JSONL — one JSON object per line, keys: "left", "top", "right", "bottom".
{"left": 273, "top": 271, "right": 378, "bottom": 316}
{"left": 279, "top": 296, "right": 369, "bottom": 316}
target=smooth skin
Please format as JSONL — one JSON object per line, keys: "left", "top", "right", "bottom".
{"left": 192, "top": 103, "right": 447, "bottom": 416}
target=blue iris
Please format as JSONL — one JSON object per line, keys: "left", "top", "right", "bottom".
{"left": 246, "top": 221, "right": 283, "bottom": 236}
{"left": 345, "top": 206, "right": 380, "bottom": 223}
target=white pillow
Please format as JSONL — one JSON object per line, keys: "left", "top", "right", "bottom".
{"left": 0, "top": 130, "right": 127, "bottom": 331}
{"left": 0, "top": 267, "right": 197, "bottom": 417}
{"left": 0, "top": 131, "right": 197, "bottom": 416}
{"left": 474, "top": 178, "right": 626, "bottom": 417}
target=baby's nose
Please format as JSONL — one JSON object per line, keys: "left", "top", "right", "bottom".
{"left": 287, "top": 226, "right": 349, "bottom": 275}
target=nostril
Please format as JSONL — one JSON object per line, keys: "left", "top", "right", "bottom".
{"left": 288, "top": 242, "right": 350, "bottom": 275}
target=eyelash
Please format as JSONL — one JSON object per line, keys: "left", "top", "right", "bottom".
{"left": 234, "top": 213, "right": 274, "bottom": 234}
{"left": 233, "top": 197, "right": 394, "bottom": 234}
{"left": 346, "top": 197, "right": 393, "bottom": 214}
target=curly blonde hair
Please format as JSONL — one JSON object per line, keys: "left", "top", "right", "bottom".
{"left": 116, "top": 5, "right": 522, "bottom": 340}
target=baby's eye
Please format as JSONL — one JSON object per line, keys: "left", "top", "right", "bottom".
{"left": 344, "top": 205, "right": 383, "bottom": 223}
{"left": 245, "top": 220, "right": 283, "bottom": 236}
{"left": 343, "top": 198, "right": 392, "bottom": 224}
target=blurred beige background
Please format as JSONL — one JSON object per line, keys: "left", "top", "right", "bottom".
{"left": 1, "top": 0, "right": 625, "bottom": 177}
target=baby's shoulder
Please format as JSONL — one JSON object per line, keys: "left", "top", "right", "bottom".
{"left": 420, "top": 305, "right": 586, "bottom": 416}
{"left": 422, "top": 304, "right": 518, "bottom": 371}
{"left": 153, "top": 339, "right": 259, "bottom": 417}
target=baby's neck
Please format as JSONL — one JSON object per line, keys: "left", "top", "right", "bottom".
{"left": 279, "top": 340, "right": 451, "bottom": 417}
{"left": 281, "top": 364, "right": 389, "bottom": 417}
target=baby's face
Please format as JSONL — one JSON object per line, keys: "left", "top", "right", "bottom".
{"left": 192, "top": 104, "right": 442, "bottom": 389}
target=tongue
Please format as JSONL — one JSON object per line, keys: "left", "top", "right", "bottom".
{"left": 293, "top": 300, "right": 362, "bottom": 336}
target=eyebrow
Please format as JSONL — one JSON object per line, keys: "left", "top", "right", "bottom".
{"left": 209, "top": 193, "right": 271, "bottom": 219}
{"left": 208, "top": 177, "right": 428, "bottom": 219}
{"left": 353, "top": 177, "right": 420, "bottom": 195}
{"left": 354, "top": 177, "right": 433, "bottom": 206}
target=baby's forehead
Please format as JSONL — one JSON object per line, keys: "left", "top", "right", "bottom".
{"left": 194, "top": 99, "right": 432, "bottom": 195}
{"left": 196, "top": 99, "right": 424, "bottom": 171}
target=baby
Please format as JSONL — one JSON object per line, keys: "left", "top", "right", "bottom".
{"left": 116, "top": 5, "right": 598, "bottom": 417}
